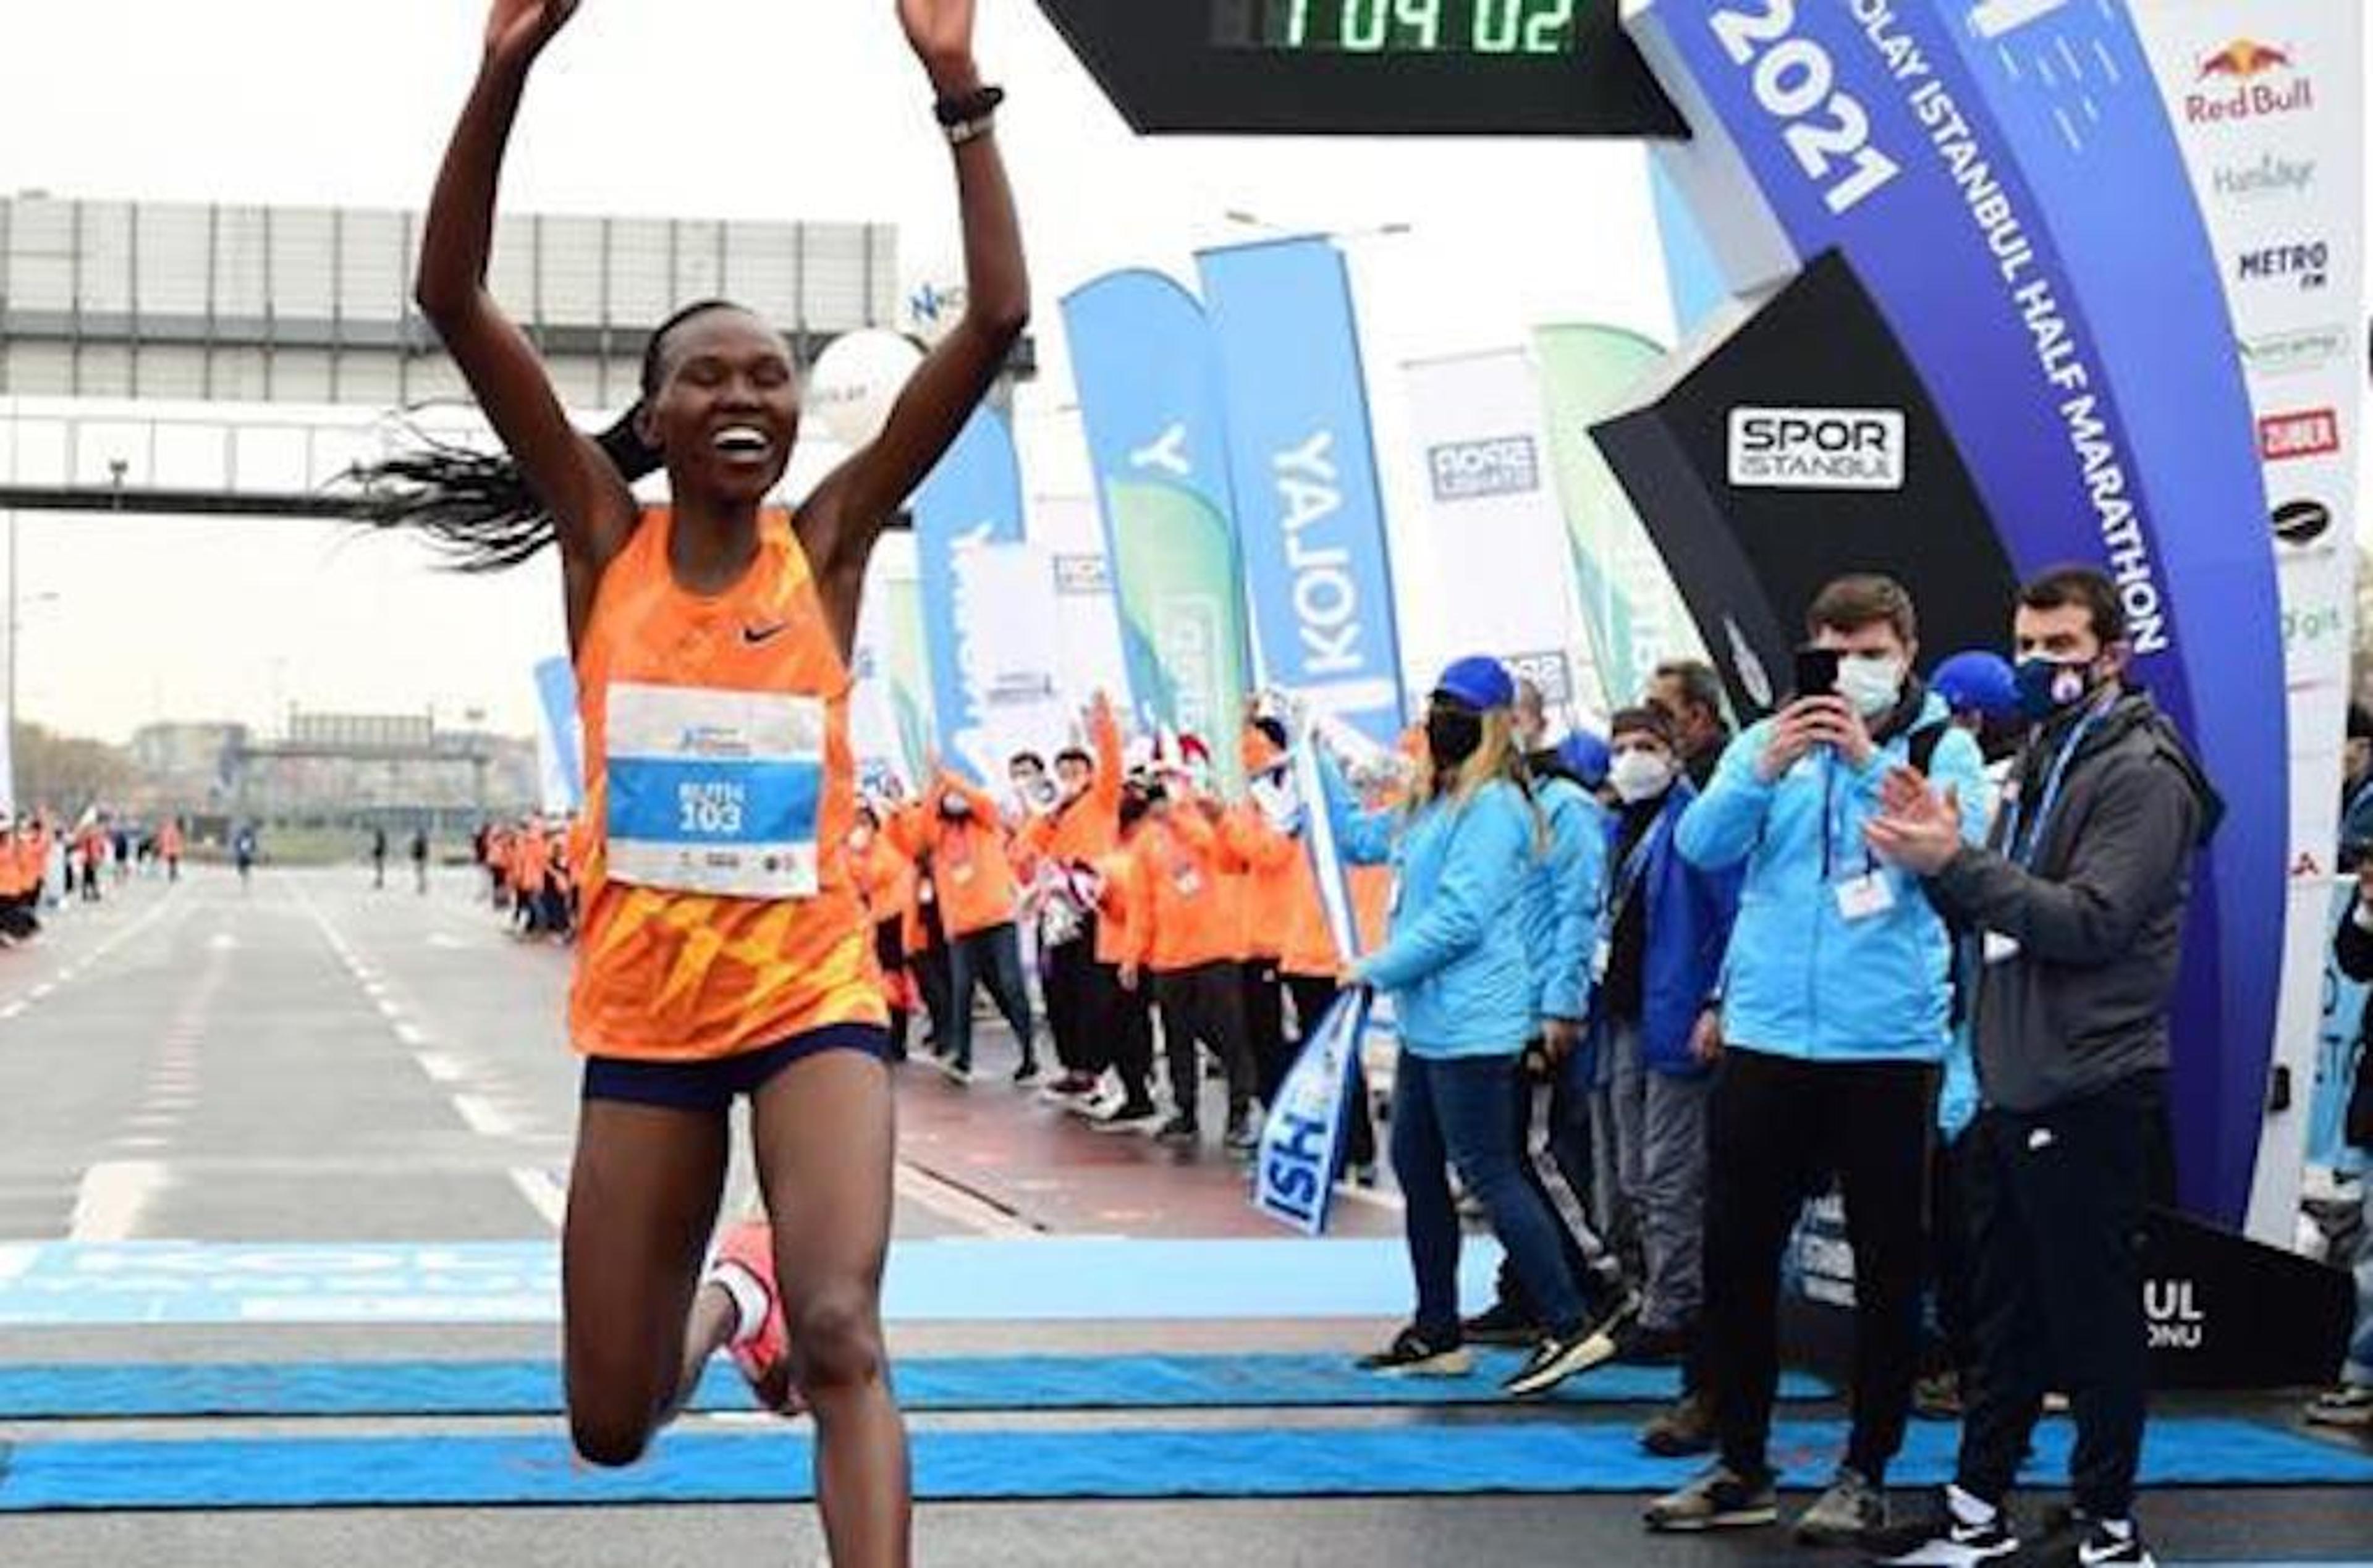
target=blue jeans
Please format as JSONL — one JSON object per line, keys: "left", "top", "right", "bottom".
{"left": 1393, "top": 1048, "right": 1585, "bottom": 1343}
{"left": 945, "top": 922, "right": 1036, "bottom": 1071}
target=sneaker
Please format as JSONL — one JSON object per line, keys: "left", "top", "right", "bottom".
{"left": 1356, "top": 1326, "right": 1473, "bottom": 1378}
{"left": 1609, "top": 1315, "right": 1689, "bottom": 1366}
{"left": 1864, "top": 1490, "right": 2018, "bottom": 1565}
{"left": 709, "top": 1220, "right": 795, "bottom": 1410}
{"left": 1044, "top": 1073, "right": 1095, "bottom": 1098}
{"left": 1460, "top": 1299, "right": 1543, "bottom": 1349}
{"left": 1222, "top": 1108, "right": 1259, "bottom": 1153}
{"left": 1795, "top": 1465, "right": 1887, "bottom": 1546}
{"left": 1641, "top": 1390, "right": 1715, "bottom": 1457}
{"left": 1154, "top": 1115, "right": 1200, "bottom": 1147}
{"left": 1502, "top": 1326, "right": 1603, "bottom": 1398}
{"left": 1643, "top": 1462, "right": 1778, "bottom": 1533}
{"left": 1089, "top": 1101, "right": 1160, "bottom": 1134}
{"left": 1348, "top": 1161, "right": 1379, "bottom": 1188}
{"left": 2304, "top": 1383, "right": 2373, "bottom": 1428}
{"left": 2004, "top": 1508, "right": 2154, "bottom": 1568}
{"left": 1012, "top": 1058, "right": 1042, "bottom": 1085}
{"left": 1914, "top": 1368, "right": 1965, "bottom": 1421}
{"left": 937, "top": 1056, "right": 973, "bottom": 1086}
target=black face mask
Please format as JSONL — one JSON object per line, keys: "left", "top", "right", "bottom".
{"left": 1427, "top": 707, "right": 1484, "bottom": 768}
{"left": 1119, "top": 790, "right": 1153, "bottom": 830}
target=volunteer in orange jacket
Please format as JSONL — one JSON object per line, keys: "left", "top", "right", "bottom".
{"left": 1087, "top": 778, "right": 1162, "bottom": 1129}
{"left": 1018, "top": 693, "right": 1124, "bottom": 1099}
{"left": 1121, "top": 760, "right": 1259, "bottom": 1153}
{"left": 916, "top": 762, "right": 1039, "bottom": 1084}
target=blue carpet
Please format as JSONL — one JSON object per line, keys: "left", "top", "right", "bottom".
{"left": 0, "top": 1354, "right": 1826, "bottom": 1419}
{"left": 1, "top": 1418, "right": 2365, "bottom": 1510}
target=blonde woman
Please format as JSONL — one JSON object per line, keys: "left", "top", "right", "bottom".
{"left": 1322, "top": 656, "right": 1603, "bottom": 1399}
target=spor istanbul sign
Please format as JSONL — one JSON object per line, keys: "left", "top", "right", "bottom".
{"left": 1727, "top": 407, "right": 1906, "bottom": 492}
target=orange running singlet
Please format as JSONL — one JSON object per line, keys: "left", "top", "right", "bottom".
{"left": 570, "top": 508, "right": 887, "bottom": 1061}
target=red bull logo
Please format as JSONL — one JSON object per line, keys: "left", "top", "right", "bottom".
{"left": 2187, "top": 39, "right": 2312, "bottom": 125}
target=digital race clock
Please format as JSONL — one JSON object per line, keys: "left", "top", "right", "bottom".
{"left": 1035, "top": 0, "right": 1683, "bottom": 137}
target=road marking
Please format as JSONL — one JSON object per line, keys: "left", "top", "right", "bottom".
{"left": 394, "top": 1021, "right": 429, "bottom": 1047}
{"left": 125, "top": 1113, "right": 180, "bottom": 1131}
{"left": 28, "top": 984, "right": 53, "bottom": 1001}
{"left": 509, "top": 1167, "right": 569, "bottom": 1229}
{"left": 114, "top": 1136, "right": 168, "bottom": 1152}
{"left": 376, "top": 998, "right": 403, "bottom": 1019}
{"left": 206, "top": 932, "right": 238, "bottom": 952}
{"left": 416, "top": 1052, "right": 467, "bottom": 1085}
{"left": 0, "top": 1002, "right": 23, "bottom": 1020}
{"left": 452, "top": 1094, "right": 522, "bottom": 1137}
{"left": 893, "top": 1161, "right": 1044, "bottom": 1239}
{"left": 70, "top": 1161, "right": 168, "bottom": 1241}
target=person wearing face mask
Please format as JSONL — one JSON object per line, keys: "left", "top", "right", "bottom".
{"left": 1220, "top": 708, "right": 1344, "bottom": 1113}
{"left": 1017, "top": 696, "right": 1125, "bottom": 1103}
{"left": 1863, "top": 568, "right": 2217, "bottom": 1568}
{"left": 1648, "top": 575, "right": 1990, "bottom": 1542}
{"left": 2340, "top": 703, "right": 2373, "bottom": 870}
{"left": 846, "top": 801, "right": 919, "bottom": 1063}
{"left": 1324, "top": 657, "right": 1604, "bottom": 1400}
{"left": 1464, "top": 711, "right": 1633, "bottom": 1352}
{"left": 1652, "top": 659, "right": 1735, "bottom": 791}
{"left": 1567, "top": 706, "right": 1741, "bottom": 1401}
{"left": 906, "top": 762, "right": 1039, "bottom": 1085}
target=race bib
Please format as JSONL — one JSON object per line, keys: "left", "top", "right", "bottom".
{"left": 604, "top": 682, "right": 824, "bottom": 900}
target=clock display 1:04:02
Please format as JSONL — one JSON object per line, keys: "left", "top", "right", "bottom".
{"left": 1253, "top": 0, "right": 1584, "bottom": 55}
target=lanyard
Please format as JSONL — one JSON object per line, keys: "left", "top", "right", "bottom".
{"left": 2009, "top": 699, "right": 2110, "bottom": 868}
{"left": 1601, "top": 807, "right": 1667, "bottom": 934}
{"left": 1817, "top": 752, "right": 1877, "bottom": 882}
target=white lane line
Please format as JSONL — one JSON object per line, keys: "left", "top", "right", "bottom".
{"left": 452, "top": 1094, "right": 522, "bottom": 1137}
{"left": 416, "top": 1052, "right": 467, "bottom": 1085}
{"left": 376, "top": 998, "right": 403, "bottom": 1019}
{"left": 892, "top": 1161, "right": 1043, "bottom": 1239}
{"left": 70, "top": 1161, "right": 169, "bottom": 1241}
{"left": 393, "top": 1021, "right": 429, "bottom": 1047}
{"left": 206, "top": 932, "right": 238, "bottom": 952}
{"left": 112, "top": 1135, "right": 167, "bottom": 1152}
{"left": 28, "top": 984, "right": 53, "bottom": 1000}
{"left": 147, "top": 1094, "right": 197, "bottom": 1111}
{"left": 0, "top": 1001, "right": 23, "bottom": 1021}
{"left": 125, "top": 1112, "right": 180, "bottom": 1130}
{"left": 509, "top": 1166, "right": 569, "bottom": 1229}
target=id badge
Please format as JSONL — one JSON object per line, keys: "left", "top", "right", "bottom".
{"left": 1833, "top": 871, "right": 1897, "bottom": 923}
{"left": 1983, "top": 931, "right": 2023, "bottom": 966}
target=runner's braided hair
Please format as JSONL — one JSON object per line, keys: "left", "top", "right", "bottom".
{"left": 344, "top": 300, "right": 742, "bottom": 571}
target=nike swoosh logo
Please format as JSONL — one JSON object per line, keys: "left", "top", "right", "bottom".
{"left": 741, "top": 622, "right": 790, "bottom": 646}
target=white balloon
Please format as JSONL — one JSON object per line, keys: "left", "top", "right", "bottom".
{"left": 808, "top": 329, "right": 924, "bottom": 449}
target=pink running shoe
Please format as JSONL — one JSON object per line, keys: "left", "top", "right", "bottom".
{"left": 713, "top": 1219, "right": 792, "bottom": 1401}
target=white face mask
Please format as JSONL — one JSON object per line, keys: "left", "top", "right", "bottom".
{"left": 1835, "top": 654, "right": 1906, "bottom": 719}
{"left": 1609, "top": 750, "right": 1675, "bottom": 804}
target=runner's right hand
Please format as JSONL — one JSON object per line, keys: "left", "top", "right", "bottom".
{"left": 484, "top": 0, "right": 578, "bottom": 67}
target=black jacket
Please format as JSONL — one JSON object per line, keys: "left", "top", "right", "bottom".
{"left": 1929, "top": 690, "right": 2217, "bottom": 1113}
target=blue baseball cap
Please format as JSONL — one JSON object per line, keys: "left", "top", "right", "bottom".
{"left": 1932, "top": 651, "right": 2020, "bottom": 720}
{"left": 1558, "top": 730, "right": 1612, "bottom": 789}
{"left": 1432, "top": 655, "right": 1516, "bottom": 713}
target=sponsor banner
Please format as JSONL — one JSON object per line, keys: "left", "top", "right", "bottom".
{"left": 942, "top": 539, "right": 1072, "bottom": 786}
{"left": 1532, "top": 323, "right": 1707, "bottom": 710}
{"left": 2132, "top": 0, "right": 2364, "bottom": 1239}
{"left": 1253, "top": 988, "right": 1371, "bottom": 1236}
{"left": 1061, "top": 271, "right": 1254, "bottom": 786}
{"left": 1403, "top": 350, "right": 1594, "bottom": 724}
{"left": 911, "top": 408, "right": 1028, "bottom": 784}
{"left": 1198, "top": 239, "right": 1408, "bottom": 749}
{"left": 530, "top": 657, "right": 583, "bottom": 816}
{"left": 850, "top": 537, "right": 926, "bottom": 795}
{"left": 1628, "top": 0, "right": 2285, "bottom": 1231}
{"left": 1725, "top": 406, "right": 1906, "bottom": 491}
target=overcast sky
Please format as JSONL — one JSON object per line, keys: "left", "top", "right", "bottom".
{"left": 0, "top": 0, "right": 1680, "bottom": 744}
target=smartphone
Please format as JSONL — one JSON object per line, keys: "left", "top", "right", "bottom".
{"left": 1793, "top": 647, "right": 1841, "bottom": 701}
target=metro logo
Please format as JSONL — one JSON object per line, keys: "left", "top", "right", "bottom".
{"left": 2186, "top": 38, "right": 2312, "bottom": 125}
{"left": 2257, "top": 409, "right": 2340, "bottom": 463}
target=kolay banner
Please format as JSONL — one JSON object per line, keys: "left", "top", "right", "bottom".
{"left": 2130, "top": 0, "right": 2365, "bottom": 1233}
{"left": 1062, "top": 270, "right": 1254, "bottom": 788}
{"left": 1403, "top": 349, "right": 1594, "bottom": 725}
{"left": 1627, "top": 0, "right": 2285, "bottom": 1229}
{"left": 910, "top": 407, "right": 1028, "bottom": 784}
{"left": 1198, "top": 238, "right": 1408, "bottom": 751}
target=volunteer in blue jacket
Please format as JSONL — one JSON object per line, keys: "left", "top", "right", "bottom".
{"left": 1575, "top": 704, "right": 1740, "bottom": 1390}
{"left": 1468, "top": 717, "right": 1628, "bottom": 1347}
{"left": 1645, "top": 576, "right": 1989, "bottom": 1543}
{"left": 1326, "top": 656, "right": 1601, "bottom": 1399}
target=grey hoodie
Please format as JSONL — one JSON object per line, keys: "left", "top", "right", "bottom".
{"left": 1928, "top": 689, "right": 2219, "bottom": 1114}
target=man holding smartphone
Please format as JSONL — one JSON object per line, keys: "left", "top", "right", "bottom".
{"left": 1644, "top": 575, "right": 1989, "bottom": 1542}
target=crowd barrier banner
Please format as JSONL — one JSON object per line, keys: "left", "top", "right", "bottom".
{"left": 1626, "top": 0, "right": 2285, "bottom": 1230}
{"left": 1403, "top": 350, "right": 1595, "bottom": 725}
{"left": 1062, "top": 271, "right": 1254, "bottom": 788}
{"left": 1199, "top": 238, "right": 1408, "bottom": 750}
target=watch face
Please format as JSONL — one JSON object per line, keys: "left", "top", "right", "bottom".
{"left": 1035, "top": 0, "right": 1683, "bottom": 136}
